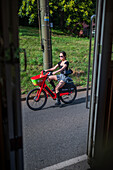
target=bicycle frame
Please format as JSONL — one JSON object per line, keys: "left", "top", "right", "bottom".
{"left": 34, "top": 71, "right": 71, "bottom": 101}
{"left": 27, "top": 71, "right": 77, "bottom": 110}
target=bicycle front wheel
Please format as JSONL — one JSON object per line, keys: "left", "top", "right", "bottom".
{"left": 26, "top": 88, "right": 47, "bottom": 111}
{"left": 60, "top": 85, "right": 77, "bottom": 104}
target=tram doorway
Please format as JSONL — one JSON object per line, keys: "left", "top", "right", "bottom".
{"left": 0, "top": 0, "right": 113, "bottom": 170}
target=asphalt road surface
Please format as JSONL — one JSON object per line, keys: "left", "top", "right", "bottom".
{"left": 21, "top": 91, "right": 90, "bottom": 170}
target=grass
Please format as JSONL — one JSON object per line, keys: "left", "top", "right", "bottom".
{"left": 19, "top": 26, "right": 94, "bottom": 94}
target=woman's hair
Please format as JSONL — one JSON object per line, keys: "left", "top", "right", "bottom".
{"left": 60, "top": 51, "right": 66, "bottom": 57}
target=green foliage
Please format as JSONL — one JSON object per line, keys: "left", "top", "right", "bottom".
{"left": 19, "top": 0, "right": 37, "bottom": 24}
{"left": 49, "top": 0, "right": 95, "bottom": 34}
{"left": 19, "top": 26, "right": 94, "bottom": 93}
{"left": 19, "top": 0, "right": 96, "bottom": 35}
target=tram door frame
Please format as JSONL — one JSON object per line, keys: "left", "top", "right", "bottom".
{"left": 87, "top": 0, "right": 113, "bottom": 168}
{"left": 0, "top": 0, "right": 23, "bottom": 169}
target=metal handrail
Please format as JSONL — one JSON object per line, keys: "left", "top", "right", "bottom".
{"left": 86, "top": 15, "right": 96, "bottom": 109}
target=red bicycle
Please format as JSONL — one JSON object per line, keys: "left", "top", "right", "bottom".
{"left": 26, "top": 70, "right": 77, "bottom": 111}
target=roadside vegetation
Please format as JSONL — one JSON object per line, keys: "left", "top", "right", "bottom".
{"left": 19, "top": 26, "right": 94, "bottom": 94}
{"left": 19, "top": 0, "right": 96, "bottom": 36}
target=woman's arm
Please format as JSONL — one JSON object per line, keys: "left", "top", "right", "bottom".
{"left": 53, "top": 64, "right": 67, "bottom": 75}
{"left": 45, "top": 64, "right": 59, "bottom": 72}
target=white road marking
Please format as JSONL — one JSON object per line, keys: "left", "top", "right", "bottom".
{"left": 41, "top": 154, "right": 87, "bottom": 170}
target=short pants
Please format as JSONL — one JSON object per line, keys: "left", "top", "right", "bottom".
{"left": 57, "top": 74, "right": 68, "bottom": 83}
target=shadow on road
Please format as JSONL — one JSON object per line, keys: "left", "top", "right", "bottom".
{"left": 41, "top": 96, "right": 91, "bottom": 110}
{"left": 60, "top": 95, "right": 90, "bottom": 108}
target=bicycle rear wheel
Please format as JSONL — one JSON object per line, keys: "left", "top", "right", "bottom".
{"left": 26, "top": 88, "right": 47, "bottom": 111}
{"left": 60, "top": 85, "right": 77, "bottom": 104}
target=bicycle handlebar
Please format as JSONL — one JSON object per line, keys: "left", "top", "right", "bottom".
{"left": 43, "top": 70, "right": 53, "bottom": 76}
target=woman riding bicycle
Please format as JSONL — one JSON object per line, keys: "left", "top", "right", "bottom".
{"left": 45, "top": 51, "right": 69, "bottom": 106}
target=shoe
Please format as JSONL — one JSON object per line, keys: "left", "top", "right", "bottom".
{"left": 55, "top": 92, "right": 61, "bottom": 106}
{"left": 55, "top": 101, "right": 61, "bottom": 106}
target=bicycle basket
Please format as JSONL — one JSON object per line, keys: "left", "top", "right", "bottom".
{"left": 31, "top": 74, "right": 45, "bottom": 86}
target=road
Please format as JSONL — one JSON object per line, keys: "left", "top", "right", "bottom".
{"left": 21, "top": 91, "right": 90, "bottom": 170}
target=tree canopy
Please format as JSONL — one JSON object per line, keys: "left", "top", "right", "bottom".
{"left": 19, "top": 0, "right": 96, "bottom": 35}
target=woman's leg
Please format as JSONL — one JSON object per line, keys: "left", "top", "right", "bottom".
{"left": 48, "top": 75, "right": 57, "bottom": 82}
{"left": 48, "top": 75, "right": 57, "bottom": 91}
{"left": 55, "top": 80, "right": 65, "bottom": 93}
{"left": 55, "top": 80, "right": 65, "bottom": 105}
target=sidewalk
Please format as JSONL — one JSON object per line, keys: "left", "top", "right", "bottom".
{"left": 41, "top": 155, "right": 91, "bottom": 170}
{"left": 60, "top": 160, "right": 91, "bottom": 170}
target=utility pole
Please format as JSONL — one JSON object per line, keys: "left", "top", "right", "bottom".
{"left": 39, "top": 0, "right": 52, "bottom": 70}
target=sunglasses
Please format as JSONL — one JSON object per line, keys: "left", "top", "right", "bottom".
{"left": 59, "top": 55, "right": 64, "bottom": 58}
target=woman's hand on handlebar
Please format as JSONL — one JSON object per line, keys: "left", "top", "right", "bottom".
{"left": 47, "top": 71, "right": 53, "bottom": 76}
{"left": 43, "top": 70, "right": 53, "bottom": 76}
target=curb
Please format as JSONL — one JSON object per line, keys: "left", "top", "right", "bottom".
{"left": 21, "top": 86, "right": 91, "bottom": 101}
{"left": 77, "top": 87, "right": 91, "bottom": 92}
